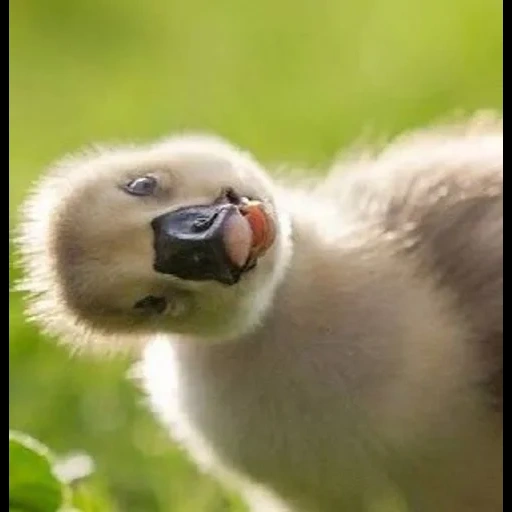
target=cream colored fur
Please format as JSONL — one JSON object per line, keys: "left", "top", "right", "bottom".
{"left": 17, "top": 112, "right": 503, "bottom": 511}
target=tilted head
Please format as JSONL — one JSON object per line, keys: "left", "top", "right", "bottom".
{"left": 16, "top": 135, "right": 293, "bottom": 352}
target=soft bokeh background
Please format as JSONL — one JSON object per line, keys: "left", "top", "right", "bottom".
{"left": 9, "top": 0, "right": 502, "bottom": 510}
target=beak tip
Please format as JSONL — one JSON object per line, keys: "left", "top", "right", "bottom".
{"left": 222, "top": 212, "right": 253, "bottom": 268}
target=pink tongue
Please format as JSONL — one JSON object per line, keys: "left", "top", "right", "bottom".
{"left": 223, "top": 212, "right": 253, "bottom": 268}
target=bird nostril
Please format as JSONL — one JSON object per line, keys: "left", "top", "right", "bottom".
{"left": 192, "top": 213, "right": 217, "bottom": 232}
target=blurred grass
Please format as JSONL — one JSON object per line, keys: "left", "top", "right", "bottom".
{"left": 9, "top": 0, "right": 502, "bottom": 510}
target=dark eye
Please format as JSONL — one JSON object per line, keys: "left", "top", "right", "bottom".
{"left": 123, "top": 176, "right": 157, "bottom": 196}
{"left": 133, "top": 295, "right": 167, "bottom": 314}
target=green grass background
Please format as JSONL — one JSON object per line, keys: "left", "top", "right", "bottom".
{"left": 9, "top": 0, "right": 502, "bottom": 510}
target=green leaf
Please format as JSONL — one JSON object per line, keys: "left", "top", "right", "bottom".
{"left": 9, "top": 431, "right": 66, "bottom": 512}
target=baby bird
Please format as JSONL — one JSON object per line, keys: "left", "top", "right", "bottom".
{"left": 17, "top": 113, "right": 502, "bottom": 512}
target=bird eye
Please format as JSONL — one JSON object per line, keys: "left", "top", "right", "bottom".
{"left": 133, "top": 295, "right": 167, "bottom": 314}
{"left": 123, "top": 176, "right": 158, "bottom": 196}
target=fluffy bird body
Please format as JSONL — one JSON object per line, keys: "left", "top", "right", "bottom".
{"left": 17, "top": 114, "right": 503, "bottom": 511}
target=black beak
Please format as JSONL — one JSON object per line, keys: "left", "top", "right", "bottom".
{"left": 151, "top": 203, "right": 245, "bottom": 285}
